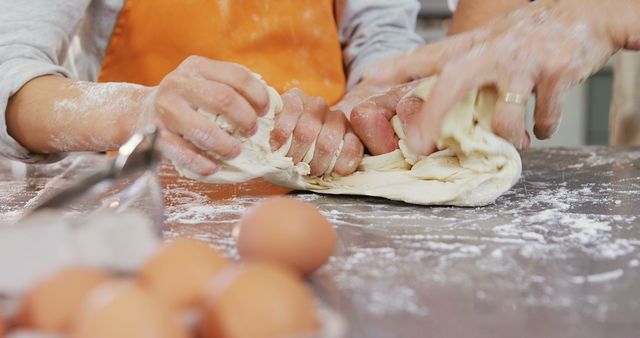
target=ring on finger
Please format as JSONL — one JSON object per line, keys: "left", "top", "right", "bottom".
{"left": 500, "top": 91, "right": 529, "bottom": 106}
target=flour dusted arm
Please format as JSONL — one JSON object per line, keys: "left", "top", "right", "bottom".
{"left": 0, "top": 0, "right": 91, "bottom": 162}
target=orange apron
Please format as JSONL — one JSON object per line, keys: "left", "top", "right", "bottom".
{"left": 98, "top": 0, "right": 346, "bottom": 198}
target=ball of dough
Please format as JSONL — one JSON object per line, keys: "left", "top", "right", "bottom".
{"left": 236, "top": 197, "right": 336, "bottom": 275}
{"left": 18, "top": 266, "right": 111, "bottom": 332}
{"left": 138, "top": 237, "right": 230, "bottom": 309}
{"left": 72, "top": 281, "right": 188, "bottom": 338}
{"left": 200, "top": 262, "right": 318, "bottom": 338}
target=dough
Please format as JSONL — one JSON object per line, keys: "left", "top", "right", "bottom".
{"left": 178, "top": 77, "right": 522, "bottom": 206}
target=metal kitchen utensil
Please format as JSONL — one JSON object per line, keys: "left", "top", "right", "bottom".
{"left": 25, "top": 125, "right": 161, "bottom": 215}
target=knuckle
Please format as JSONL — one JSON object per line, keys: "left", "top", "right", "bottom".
{"left": 282, "top": 95, "right": 304, "bottom": 113}
{"left": 234, "top": 67, "right": 254, "bottom": 86}
{"left": 293, "top": 128, "right": 315, "bottom": 145}
{"left": 310, "top": 96, "right": 328, "bottom": 111}
{"left": 315, "top": 139, "right": 334, "bottom": 156}
{"left": 349, "top": 104, "right": 370, "bottom": 125}
{"left": 159, "top": 73, "right": 185, "bottom": 90}
{"left": 183, "top": 55, "right": 204, "bottom": 68}
{"left": 214, "top": 86, "right": 236, "bottom": 110}
{"left": 271, "top": 127, "right": 290, "bottom": 143}
{"left": 154, "top": 95, "right": 173, "bottom": 115}
{"left": 286, "top": 88, "right": 305, "bottom": 97}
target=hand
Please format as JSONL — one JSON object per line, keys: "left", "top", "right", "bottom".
{"left": 269, "top": 89, "right": 364, "bottom": 176}
{"left": 349, "top": 81, "right": 430, "bottom": 155}
{"left": 143, "top": 56, "right": 270, "bottom": 176}
{"left": 365, "top": 0, "right": 636, "bottom": 154}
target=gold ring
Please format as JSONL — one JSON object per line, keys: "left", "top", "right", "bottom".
{"left": 501, "top": 92, "right": 528, "bottom": 105}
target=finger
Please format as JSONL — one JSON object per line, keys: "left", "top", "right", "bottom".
{"left": 155, "top": 95, "right": 242, "bottom": 159}
{"left": 181, "top": 56, "right": 269, "bottom": 114}
{"left": 157, "top": 129, "right": 219, "bottom": 177}
{"left": 308, "top": 110, "right": 347, "bottom": 176}
{"left": 176, "top": 76, "right": 258, "bottom": 136}
{"left": 533, "top": 82, "right": 566, "bottom": 140}
{"left": 333, "top": 127, "right": 364, "bottom": 176}
{"left": 406, "top": 51, "right": 497, "bottom": 154}
{"left": 494, "top": 77, "right": 535, "bottom": 149}
{"left": 287, "top": 96, "right": 326, "bottom": 163}
{"left": 348, "top": 83, "right": 416, "bottom": 155}
{"left": 365, "top": 34, "right": 475, "bottom": 85}
{"left": 270, "top": 89, "right": 304, "bottom": 151}
{"left": 350, "top": 102, "right": 398, "bottom": 155}
{"left": 396, "top": 94, "right": 424, "bottom": 130}
{"left": 396, "top": 94, "right": 439, "bottom": 155}
{"left": 364, "top": 83, "right": 417, "bottom": 111}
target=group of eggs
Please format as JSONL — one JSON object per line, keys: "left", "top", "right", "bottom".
{"left": 2, "top": 197, "right": 337, "bottom": 338}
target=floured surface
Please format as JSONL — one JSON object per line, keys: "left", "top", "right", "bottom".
{"left": 0, "top": 148, "right": 639, "bottom": 337}
{"left": 179, "top": 77, "right": 521, "bottom": 206}
{"left": 159, "top": 147, "right": 640, "bottom": 338}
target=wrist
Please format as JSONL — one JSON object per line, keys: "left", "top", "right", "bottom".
{"left": 128, "top": 85, "right": 155, "bottom": 140}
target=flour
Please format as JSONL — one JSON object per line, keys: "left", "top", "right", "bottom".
{"left": 571, "top": 269, "right": 625, "bottom": 284}
{"left": 50, "top": 82, "right": 144, "bottom": 151}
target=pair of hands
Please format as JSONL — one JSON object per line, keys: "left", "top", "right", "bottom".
{"left": 360, "top": 0, "right": 634, "bottom": 155}
{"left": 143, "top": 56, "right": 364, "bottom": 178}
{"left": 144, "top": 0, "right": 636, "bottom": 178}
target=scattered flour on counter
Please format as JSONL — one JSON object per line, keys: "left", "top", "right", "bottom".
{"left": 571, "top": 269, "right": 625, "bottom": 284}
{"left": 329, "top": 247, "right": 430, "bottom": 317}
{"left": 164, "top": 188, "right": 252, "bottom": 224}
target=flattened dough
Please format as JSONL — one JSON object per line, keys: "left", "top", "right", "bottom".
{"left": 178, "top": 77, "right": 522, "bottom": 206}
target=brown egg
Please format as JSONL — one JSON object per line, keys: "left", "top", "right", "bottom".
{"left": 200, "top": 262, "right": 318, "bottom": 338}
{"left": 72, "top": 280, "right": 188, "bottom": 338}
{"left": 236, "top": 197, "right": 336, "bottom": 275}
{"left": 138, "top": 237, "right": 229, "bottom": 310}
{"left": 17, "top": 266, "right": 110, "bottom": 332}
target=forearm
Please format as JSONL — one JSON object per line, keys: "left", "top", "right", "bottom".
{"left": 448, "top": 0, "right": 529, "bottom": 35}
{"left": 6, "top": 75, "right": 150, "bottom": 154}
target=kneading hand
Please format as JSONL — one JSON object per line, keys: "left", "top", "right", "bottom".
{"left": 142, "top": 56, "right": 270, "bottom": 176}
{"left": 366, "top": 0, "right": 640, "bottom": 154}
{"left": 269, "top": 89, "right": 364, "bottom": 177}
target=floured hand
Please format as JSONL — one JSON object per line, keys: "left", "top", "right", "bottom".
{"left": 365, "top": 0, "right": 640, "bottom": 154}
{"left": 349, "top": 81, "right": 427, "bottom": 156}
{"left": 270, "top": 89, "right": 364, "bottom": 176}
{"left": 142, "top": 56, "right": 270, "bottom": 177}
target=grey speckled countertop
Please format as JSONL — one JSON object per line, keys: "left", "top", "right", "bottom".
{"left": 1, "top": 147, "right": 639, "bottom": 338}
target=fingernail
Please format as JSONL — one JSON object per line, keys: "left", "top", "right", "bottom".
{"left": 269, "top": 139, "right": 279, "bottom": 151}
{"left": 244, "top": 124, "right": 258, "bottom": 137}
{"left": 228, "top": 144, "right": 242, "bottom": 159}
{"left": 203, "top": 163, "right": 219, "bottom": 176}
{"left": 257, "top": 105, "right": 268, "bottom": 117}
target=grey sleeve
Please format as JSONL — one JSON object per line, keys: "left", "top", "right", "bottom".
{"left": 336, "top": 0, "right": 425, "bottom": 89}
{"left": 0, "top": 0, "right": 90, "bottom": 162}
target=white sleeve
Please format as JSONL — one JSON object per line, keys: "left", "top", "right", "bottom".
{"left": 0, "top": 0, "right": 90, "bottom": 162}
{"left": 336, "top": 0, "right": 425, "bottom": 89}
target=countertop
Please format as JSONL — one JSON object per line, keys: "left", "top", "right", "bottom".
{"left": 1, "top": 147, "right": 639, "bottom": 338}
